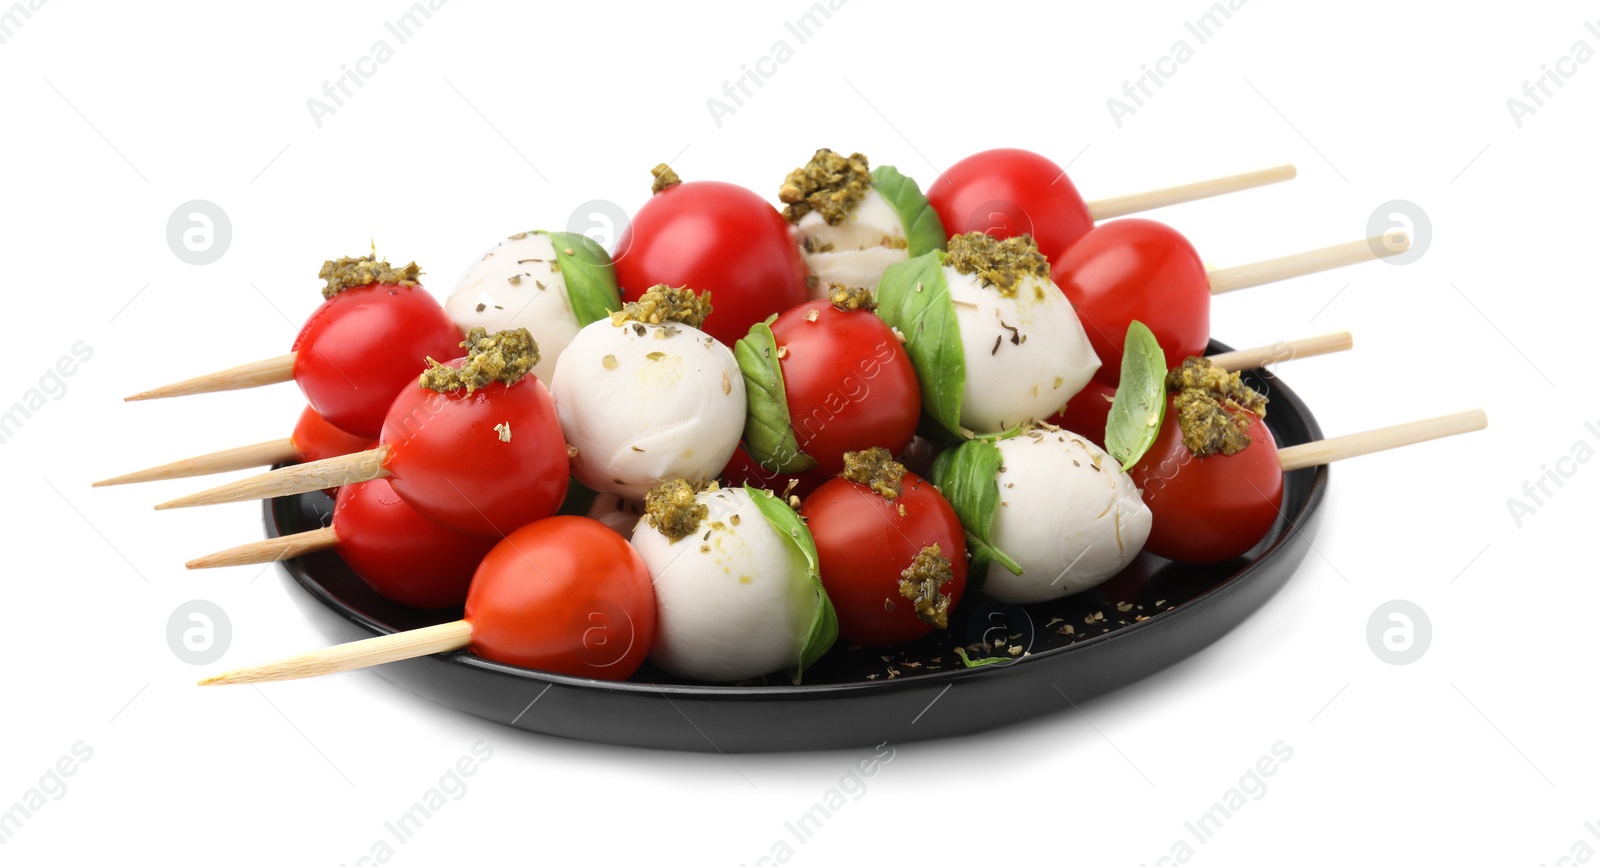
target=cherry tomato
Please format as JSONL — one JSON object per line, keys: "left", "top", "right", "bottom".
{"left": 1046, "top": 380, "right": 1117, "bottom": 451}
{"left": 768, "top": 299, "right": 922, "bottom": 476}
{"left": 464, "top": 516, "right": 656, "bottom": 680}
{"left": 926, "top": 148, "right": 1093, "bottom": 263}
{"left": 612, "top": 178, "right": 808, "bottom": 348}
{"left": 290, "top": 405, "right": 375, "bottom": 464}
{"left": 719, "top": 446, "right": 827, "bottom": 501}
{"left": 292, "top": 282, "right": 464, "bottom": 438}
{"left": 379, "top": 362, "right": 569, "bottom": 539}
{"left": 800, "top": 470, "right": 968, "bottom": 646}
{"left": 1052, "top": 219, "right": 1209, "bottom": 387}
{"left": 1127, "top": 398, "right": 1283, "bottom": 564}
{"left": 332, "top": 479, "right": 496, "bottom": 609}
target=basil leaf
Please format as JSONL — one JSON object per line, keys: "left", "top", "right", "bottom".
{"left": 871, "top": 165, "right": 946, "bottom": 258}
{"left": 733, "top": 322, "right": 817, "bottom": 473}
{"left": 953, "top": 647, "right": 1013, "bottom": 668}
{"left": 1104, "top": 320, "right": 1167, "bottom": 472}
{"left": 930, "top": 439, "right": 1023, "bottom": 578}
{"left": 877, "top": 252, "right": 966, "bottom": 436}
{"left": 745, "top": 485, "right": 837, "bottom": 683}
{"left": 541, "top": 231, "right": 621, "bottom": 327}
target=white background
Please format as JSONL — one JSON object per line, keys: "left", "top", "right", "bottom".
{"left": 2, "top": 1, "right": 1595, "bottom": 864}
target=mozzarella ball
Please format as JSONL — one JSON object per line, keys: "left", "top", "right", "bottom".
{"left": 792, "top": 188, "right": 909, "bottom": 297}
{"left": 446, "top": 232, "right": 581, "bottom": 385}
{"left": 981, "top": 431, "right": 1152, "bottom": 603}
{"left": 551, "top": 319, "right": 745, "bottom": 499}
{"left": 948, "top": 267, "right": 1100, "bottom": 432}
{"left": 631, "top": 487, "right": 816, "bottom": 682}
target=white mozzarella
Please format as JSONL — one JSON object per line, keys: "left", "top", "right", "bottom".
{"left": 550, "top": 319, "right": 745, "bottom": 499}
{"left": 587, "top": 493, "right": 644, "bottom": 538}
{"left": 631, "top": 487, "right": 817, "bottom": 682}
{"left": 947, "top": 268, "right": 1100, "bottom": 432}
{"left": 802, "top": 247, "right": 910, "bottom": 298}
{"left": 981, "top": 431, "right": 1152, "bottom": 603}
{"left": 446, "top": 232, "right": 581, "bottom": 385}
{"left": 792, "top": 188, "right": 909, "bottom": 296}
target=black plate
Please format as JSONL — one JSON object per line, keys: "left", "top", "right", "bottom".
{"left": 268, "top": 340, "right": 1327, "bottom": 752}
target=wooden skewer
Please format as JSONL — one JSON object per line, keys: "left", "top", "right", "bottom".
{"left": 1207, "top": 234, "right": 1409, "bottom": 295}
{"left": 124, "top": 353, "right": 296, "bottom": 402}
{"left": 93, "top": 438, "right": 296, "bottom": 487}
{"left": 1206, "top": 331, "right": 1353, "bottom": 372}
{"left": 186, "top": 526, "right": 340, "bottom": 569}
{"left": 155, "top": 447, "right": 391, "bottom": 510}
{"left": 199, "top": 620, "right": 472, "bottom": 686}
{"left": 1086, "top": 164, "right": 1297, "bottom": 221}
{"left": 1277, "top": 410, "right": 1487, "bottom": 473}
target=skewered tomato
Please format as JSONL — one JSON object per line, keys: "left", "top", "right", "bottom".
{"left": 333, "top": 479, "right": 497, "bottom": 609}
{"left": 925, "top": 148, "right": 1093, "bottom": 263}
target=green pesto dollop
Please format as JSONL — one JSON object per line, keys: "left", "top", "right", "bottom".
{"left": 1166, "top": 356, "right": 1268, "bottom": 457}
{"left": 643, "top": 479, "right": 707, "bottom": 542}
{"left": 840, "top": 447, "right": 906, "bottom": 500}
{"left": 943, "top": 232, "right": 1050, "bottom": 299}
{"left": 610, "top": 284, "right": 712, "bottom": 330}
{"left": 779, "top": 148, "right": 872, "bottom": 226}
{"left": 319, "top": 253, "right": 421, "bottom": 299}
{"left": 419, "top": 327, "right": 539, "bottom": 394}
{"left": 828, "top": 284, "right": 876, "bottom": 312}
{"left": 898, "top": 544, "right": 954, "bottom": 629}
{"left": 651, "top": 163, "right": 682, "bottom": 194}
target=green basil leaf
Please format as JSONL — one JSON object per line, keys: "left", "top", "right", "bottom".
{"left": 1104, "top": 320, "right": 1167, "bottom": 472}
{"left": 541, "top": 231, "right": 622, "bottom": 327}
{"left": 876, "top": 252, "right": 966, "bottom": 437}
{"left": 745, "top": 484, "right": 837, "bottom": 683}
{"left": 733, "top": 322, "right": 817, "bottom": 473}
{"left": 930, "top": 439, "right": 1023, "bottom": 578}
{"left": 871, "top": 165, "right": 947, "bottom": 258}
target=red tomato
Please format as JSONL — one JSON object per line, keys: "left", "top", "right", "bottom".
{"left": 800, "top": 471, "right": 968, "bottom": 646}
{"left": 768, "top": 300, "right": 922, "bottom": 476}
{"left": 1046, "top": 379, "right": 1117, "bottom": 450}
{"left": 290, "top": 405, "right": 375, "bottom": 464}
{"left": 379, "top": 363, "right": 569, "bottom": 539}
{"left": 926, "top": 148, "right": 1093, "bottom": 263}
{"left": 612, "top": 179, "right": 808, "bottom": 348}
{"left": 1052, "top": 219, "right": 1210, "bottom": 387}
{"left": 719, "top": 446, "right": 827, "bottom": 501}
{"left": 464, "top": 516, "right": 656, "bottom": 680}
{"left": 332, "top": 479, "right": 496, "bottom": 609}
{"left": 292, "top": 282, "right": 464, "bottom": 439}
{"left": 1128, "top": 398, "right": 1283, "bottom": 564}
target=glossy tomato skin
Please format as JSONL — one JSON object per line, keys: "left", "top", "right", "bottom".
{"left": 290, "top": 405, "right": 375, "bottom": 463}
{"left": 1128, "top": 398, "right": 1283, "bottom": 564}
{"left": 464, "top": 516, "right": 656, "bottom": 680}
{"left": 800, "top": 472, "right": 968, "bottom": 646}
{"left": 292, "top": 282, "right": 465, "bottom": 439}
{"left": 381, "top": 366, "right": 569, "bottom": 539}
{"left": 332, "top": 479, "right": 496, "bottom": 609}
{"left": 1052, "top": 219, "right": 1210, "bottom": 388}
{"left": 612, "top": 180, "right": 808, "bottom": 348}
{"left": 926, "top": 148, "right": 1093, "bottom": 263}
{"left": 718, "top": 446, "right": 827, "bottom": 501}
{"left": 769, "top": 300, "right": 922, "bottom": 476}
{"left": 1045, "top": 379, "right": 1117, "bottom": 451}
